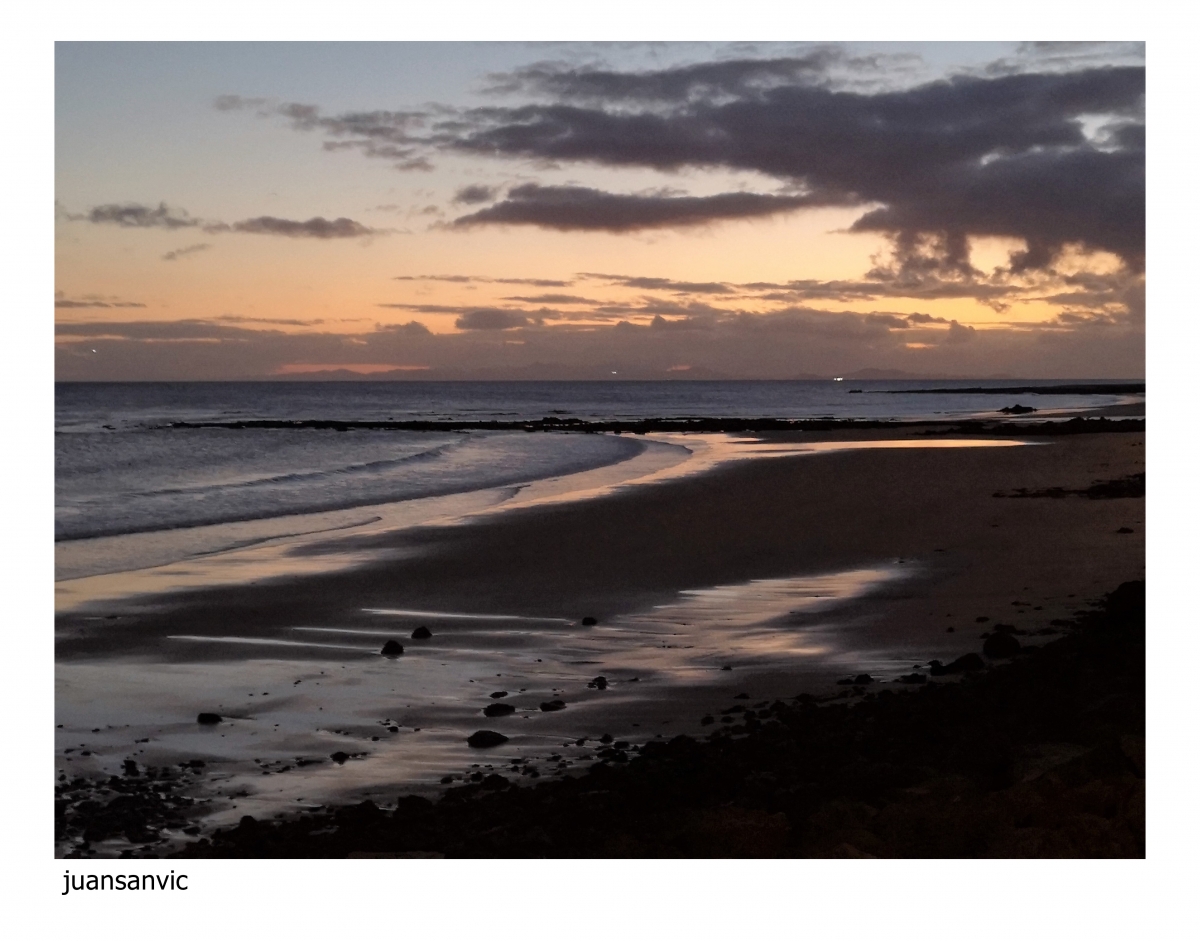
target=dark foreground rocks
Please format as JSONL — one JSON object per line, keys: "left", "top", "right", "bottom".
{"left": 466, "top": 730, "right": 508, "bottom": 748}
{"left": 173, "top": 581, "right": 1144, "bottom": 859}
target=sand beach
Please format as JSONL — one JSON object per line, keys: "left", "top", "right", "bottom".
{"left": 55, "top": 418, "right": 1145, "bottom": 857}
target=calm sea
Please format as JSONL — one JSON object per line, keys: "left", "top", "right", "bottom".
{"left": 56, "top": 379, "right": 1135, "bottom": 545}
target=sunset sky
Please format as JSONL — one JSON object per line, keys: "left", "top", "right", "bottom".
{"left": 54, "top": 41, "right": 1146, "bottom": 380}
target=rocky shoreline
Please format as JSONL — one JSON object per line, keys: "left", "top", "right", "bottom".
{"left": 59, "top": 580, "right": 1143, "bottom": 858}
{"left": 165, "top": 415, "right": 1144, "bottom": 436}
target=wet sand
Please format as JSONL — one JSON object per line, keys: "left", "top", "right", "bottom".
{"left": 55, "top": 425, "right": 1145, "bottom": 853}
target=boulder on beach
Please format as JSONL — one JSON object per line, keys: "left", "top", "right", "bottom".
{"left": 1000, "top": 404, "right": 1037, "bottom": 414}
{"left": 951, "top": 653, "right": 986, "bottom": 672}
{"left": 588, "top": 676, "right": 608, "bottom": 690}
{"left": 467, "top": 730, "right": 509, "bottom": 748}
{"left": 411, "top": 626, "right": 432, "bottom": 639}
{"left": 483, "top": 702, "right": 515, "bottom": 718}
{"left": 929, "top": 653, "right": 986, "bottom": 676}
{"left": 196, "top": 713, "right": 222, "bottom": 725}
{"left": 581, "top": 616, "right": 598, "bottom": 626}
{"left": 853, "top": 674, "right": 874, "bottom": 685}
{"left": 489, "top": 691, "right": 508, "bottom": 699}
{"left": 330, "top": 751, "right": 349, "bottom": 764}
{"left": 381, "top": 640, "right": 405, "bottom": 656}
{"left": 540, "top": 699, "right": 567, "bottom": 712}
{"left": 983, "top": 632, "right": 1021, "bottom": 659}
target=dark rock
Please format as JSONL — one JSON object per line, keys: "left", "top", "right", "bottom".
{"left": 540, "top": 700, "right": 567, "bottom": 712}
{"left": 976, "top": 616, "right": 990, "bottom": 623}
{"left": 581, "top": 617, "right": 598, "bottom": 626}
{"left": 896, "top": 673, "right": 927, "bottom": 684}
{"left": 481, "top": 774, "right": 509, "bottom": 790}
{"left": 720, "top": 665, "right": 732, "bottom": 671}
{"left": 122, "top": 759, "right": 139, "bottom": 776}
{"left": 483, "top": 702, "right": 515, "bottom": 718}
{"left": 1116, "top": 527, "right": 1134, "bottom": 534}
{"left": 701, "top": 715, "right": 715, "bottom": 726}
{"left": 929, "top": 653, "right": 986, "bottom": 676}
{"left": 588, "top": 676, "right": 608, "bottom": 690}
{"left": 410, "top": 626, "right": 433, "bottom": 639}
{"left": 330, "top": 751, "right": 350, "bottom": 764}
{"left": 467, "top": 730, "right": 508, "bottom": 748}
{"left": 983, "top": 632, "right": 1021, "bottom": 659}
{"left": 1000, "top": 404, "right": 1037, "bottom": 414}
{"left": 733, "top": 692, "right": 750, "bottom": 699}
{"left": 853, "top": 674, "right": 874, "bottom": 685}
{"left": 381, "top": 640, "right": 405, "bottom": 656}
{"left": 599, "top": 733, "right": 613, "bottom": 744}
{"left": 489, "top": 691, "right": 508, "bottom": 699}
{"left": 196, "top": 713, "right": 222, "bottom": 725}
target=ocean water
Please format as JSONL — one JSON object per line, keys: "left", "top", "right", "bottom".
{"left": 56, "top": 379, "right": 1136, "bottom": 547}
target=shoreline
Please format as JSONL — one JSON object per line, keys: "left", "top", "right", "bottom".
{"left": 163, "top": 415, "right": 1144, "bottom": 434}
{"left": 54, "top": 422, "right": 1145, "bottom": 856}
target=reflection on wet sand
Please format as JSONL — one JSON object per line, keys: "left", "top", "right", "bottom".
{"left": 55, "top": 563, "right": 911, "bottom": 847}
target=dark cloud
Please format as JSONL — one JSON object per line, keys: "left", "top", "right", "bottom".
{"left": 946, "top": 320, "right": 977, "bottom": 344}
{"left": 74, "top": 201, "right": 380, "bottom": 241}
{"left": 454, "top": 309, "right": 532, "bottom": 330}
{"left": 451, "top": 184, "right": 825, "bottom": 232}
{"left": 213, "top": 94, "right": 270, "bottom": 112}
{"left": 224, "top": 216, "right": 379, "bottom": 239}
{"left": 374, "top": 320, "right": 433, "bottom": 336}
{"left": 54, "top": 293, "right": 146, "bottom": 309}
{"left": 215, "top": 95, "right": 432, "bottom": 171}
{"left": 162, "top": 243, "right": 211, "bottom": 262}
{"left": 220, "top": 51, "right": 1143, "bottom": 270}
{"left": 486, "top": 50, "right": 850, "bottom": 102}
{"left": 580, "top": 273, "right": 735, "bottom": 294}
{"left": 448, "top": 63, "right": 1144, "bottom": 267}
{"left": 84, "top": 202, "right": 198, "bottom": 230}
{"left": 906, "top": 312, "right": 950, "bottom": 324}
{"left": 453, "top": 185, "right": 498, "bottom": 204}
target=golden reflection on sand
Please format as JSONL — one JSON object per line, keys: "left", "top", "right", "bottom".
{"left": 56, "top": 563, "right": 909, "bottom": 832}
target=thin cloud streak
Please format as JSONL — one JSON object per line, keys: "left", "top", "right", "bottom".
{"left": 73, "top": 202, "right": 382, "bottom": 240}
